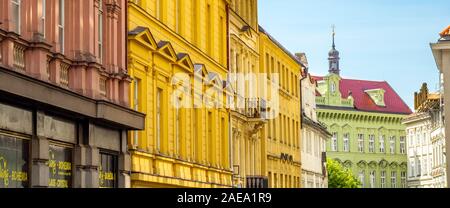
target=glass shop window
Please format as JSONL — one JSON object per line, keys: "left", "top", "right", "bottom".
{"left": 47, "top": 144, "right": 73, "bottom": 188}
{"left": 0, "top": 133, "right": 29, "bottom": 188}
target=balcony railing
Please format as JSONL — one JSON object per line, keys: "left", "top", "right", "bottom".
{"left": 13, "top": 43, "right": 25, "bottom": 71}
{"left": 246, "top": 176, "right": 269, "bottom": 188}
{"left": 245, "top": 98, "right": 267, "bottom": 119}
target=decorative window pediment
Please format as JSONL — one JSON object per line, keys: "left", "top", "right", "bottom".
{"left": 365, "top": 88, "right": 386, "bottom": 107}
{"left": 128, "top": 26, "right": 157, "bottom": 50}
{"left": 157, "top": 41, "right": 178, "bottom": 61}
{"left": 176, "top": 53, "right": 194, "bottom": 72}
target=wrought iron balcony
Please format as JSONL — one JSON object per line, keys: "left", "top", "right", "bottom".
{"left": 246, "top": 176, "right": 269, "bottom": 188}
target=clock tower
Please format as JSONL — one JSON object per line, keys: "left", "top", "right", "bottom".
{"left": 328, "top": 26, "right": 340, "bottom": 75}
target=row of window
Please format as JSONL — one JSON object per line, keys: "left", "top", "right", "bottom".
{"left": 358, "top": 170, "right": 407, "bottom": 188}
{"left": 133, "top": 79, "right": 228, "bottom": 165}
{"left": 331, "top": 133, "right": 406, "bottom": 154}
{"left": 268, "top": 172, "right": 300, "bottom": 188}
{"left": 267, "top": 114, "right": 300, "bottom": 148}
{"left": 301, "top": 130, "right": 327, "bottom": 157}
{"left": 409, "top": 156, "right": 433, "bottom": 178}
{"left": 141, "top": 0, "right": 226, "bottom": 63}
{"left": 9, "top": 0, "right": 104, "bottom": 61}
{"left": 265, "top": 53, "right": 300, "bottom": 98}
{"left": 407, "top": 131, "right": 431, "bottom": 147}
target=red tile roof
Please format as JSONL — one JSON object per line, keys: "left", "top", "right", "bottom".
{"left": 313, "top": 76, "right": 412, "bottom": 115}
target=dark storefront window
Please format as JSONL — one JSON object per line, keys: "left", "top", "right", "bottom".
{"left": 47, "top": 144, "right": 73, "bottom": 188}
{"left": 99, "top": 152, "right": 118, "bottom": 188}
{"left": 0, "top": 133, "right": 29, "bottom": 188}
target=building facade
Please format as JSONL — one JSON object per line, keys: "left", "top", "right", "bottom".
{"left": 128, "top": 0, "right": 232, "bottom": 188}
{"left": 431, "top": 25, "right": 450, "bottom": 187}
{"left": 0, "top": 0, "right": 144, "bottom": 188}
{"left": 403, "top": 84, "right": 441, "bottom": 188}
{"left": 315, "top": 33, "right": 410, "bottom": 188}
{"left": 228, "top": 0, "right": 266, "bottom": 188}
{"left": 299, "top": 55, "right": 331, "bottom": 188}
{"left": 259, "top": 27, "right": 303, "bottom": 188}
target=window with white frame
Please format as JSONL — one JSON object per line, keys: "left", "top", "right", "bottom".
{"left": 370, "top": 170, "right": 376, "bottom": 188}
{"left": 380, "top": 171, "right": 386, "bottom": 188}
{"left": 58, "top": 0, "right": 65, "bottom": 53}
{"left": 12, "top": 0, "right": 21, "bottom": 34}
{"left": 423, "top": 158, "right": 428, "bottom": 176}
{"left": 410, "top": 161, "right": 415, "bottom": 177}
{"left": 358, "top": 170, "right": 365, "bottom": 188}
{"left": 175, "top": 97, "right": 181, "bottom": 157}
{"left": 391, "top": 171, "right": 397, "bottom": 188}
{"left": 358, "top": 134, "right": 364, "bottom": 153}
{"left": 343, "top": 133, "right": 349, "bottom": 152}
{"left": 400, "top": 136, "right": 405, "bottom": 154}
{"left": 390, "top": 136, "right": 396, "bottom": 154}
{"left": 331, "top": 132, "right": 338, "bottom": 152}
{"left": 401, "top": 171, "right": 406, "bottom": 188}
{"left": 98, "top": 0, "right": 104, "bottom": 63}
{"left": 369, "top": 135, "right": 375, "bottom": 153}
{"left": 379, "top": 135, "right": 385, "bottom": 153}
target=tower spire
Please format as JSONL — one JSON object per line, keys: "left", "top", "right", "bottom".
{"left": 328, "top": 25, "right": 340, "bottom": 75}
{"left": 332, "top": 24, "right": 336, "bottom": 49}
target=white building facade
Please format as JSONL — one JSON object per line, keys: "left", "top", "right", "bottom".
{"left": 299, "top": 59, "right": 331, "bottom": 188}
{"left": 404, "top": 83, "right": 446, "bottom": 188}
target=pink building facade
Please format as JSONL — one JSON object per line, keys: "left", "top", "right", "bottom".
{"left": 0, "top": 0, "right": 144, "bottom": 188}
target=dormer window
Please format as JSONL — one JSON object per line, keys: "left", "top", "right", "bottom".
{"left": 365, "top": 88, "right": 386, "bottom": 107}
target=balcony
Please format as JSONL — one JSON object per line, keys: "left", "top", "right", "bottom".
{"left": 244, "top": 98, "right": 268, "bottom": 119}
{"left": 13, "top": 43, "right": 25, "bottom": 71}
{"left": 246, "top": 176, "right": 269, "bottom": 188}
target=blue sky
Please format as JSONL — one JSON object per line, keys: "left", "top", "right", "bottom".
{"left": 258, "top": 0, "right": 450, "bottom": 110}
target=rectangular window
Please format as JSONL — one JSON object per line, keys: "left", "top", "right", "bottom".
{"left": 370, "top": 170, "right": 376, "bottom": 188}
{"left": 175, "top": 97, "right": 182, "bottom": 157}
{"left": 175, "top": 0, "right": 181, "bottom": 33}
{"left": 391, "top": 171, "right": 397, "bottom": 188}
{"left": 58, "top": 0, "right": 65, "bottom": 53}
{"left": 98, "top": 0, "right": 104, "bottom": 63}
{"left": 48, "top": 144, "right": 72, "bottom": 188}
{"left": 41, "top": 0, "right": 46, "bottom": 37}
{"left": 401, "top": 171, "right": 406, "bottom": 188}
{"left": 379, "top": 135, "right": 385, "bottom": 153}
{"left": 410, "top": 161, "right": 415, "bottom": 177}
{"left": 359, "top": 171, "right": 365, "bottom": 188}
{"left": 358, "top": 134, "right": 364, "bottom": 153}
{"left": 99, "top": 152, "right": 118, "bottom": 188}
{"left": 390, "top": 136, "right": 396, "bottom": 154}
{"left": 11, "top": 0, "right": 21, "bottom": 34}
{"left": 156, "top": 88, "right": 162, "bottom": 151}
{"left": 400, "top": 136, "right": 406, "bottom": 154}
{"left": 331, "top": 132, "right": 338, "bottom": 152}
{"left": 369, "top": 135, "right": 375, "bottom": 153}
{"left": 133, "top": 78, "right": 140, "bottom": 147}
{"left": 343, "top": 133, "right": 349, "bottom": 152}
{"left": 206, "top": 4, "right": 212, "bottom": 55}
{"left": 156, "top": 0, "right": 162, "bottom": 20}
{"left": 380, "top": 171, "right": 386, "bottom": 188}
{"left": 0, "top": 133, "right": 29, "bottom": 188}
{"left": 417, "top": 159, "right": 421, "bottom": 177}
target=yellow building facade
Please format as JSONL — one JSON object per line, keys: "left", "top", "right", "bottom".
{"left": 228, "top": 0, "right": 266, "bottom": 188}
{"left": 259, "top": 27, "right": 303, "bottom": 188}
{"left": 228, "top": 0, "right": 303, "bottom": 188}
{"left": 128, "top": 0, "right": 232, "bottom": 188}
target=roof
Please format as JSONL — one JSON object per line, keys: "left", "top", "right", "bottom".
{"left": 440, "top": 25, "right": 450, "bottom": 37}
{"left": 313, "top": 76, "right": 412, "bottom": 115}
{"left": 258, "top": 25, "right": 305, "bottom": 68}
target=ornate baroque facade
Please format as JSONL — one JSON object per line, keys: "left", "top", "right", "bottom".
{"left": 314, "top": 33, "right": 411, "bottom": 188}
